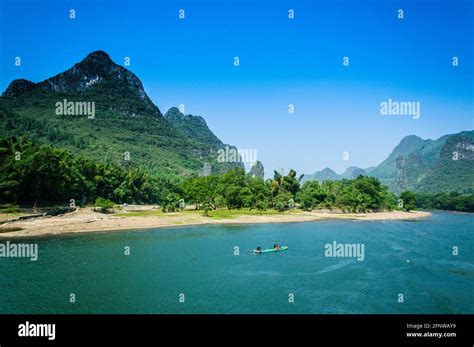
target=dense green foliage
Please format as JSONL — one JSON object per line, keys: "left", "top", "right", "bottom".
{"left": 180, "top": 168, "right": 271, "bottom": 211}
{"left": 180, "top": 168, "right": 397, "bottom": 213}
{"left": 0, "top": 137, "right": 180, "bottom": 206}
{"left": 398, "top": 190, "right": 474, "bottom": 212}
{"left": 297, "top": 176, "right": 397, "bottom": 212}
{"left": 93, "top": 197, "right": 116, "bottom": 213}
{"left": 399, "top": 191, "right": 417, "bottom": 211}
{"left": 2, "top": 136, "right": 471, "bottom": 213}
{"left": 414, "top": 192, "right": 474, "bottom": 212}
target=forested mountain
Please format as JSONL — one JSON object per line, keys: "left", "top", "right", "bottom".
{"left": 164, "top": 107, "right": 222, "bottom": 147}
{"left": 369, "top": 131, "right": 474, "bottom": 193}
{"left": 0, "top": 51, "right": 242, "bottom": 177}
{"left": 302, "top": 167, "right": 342, "bottom": 183}
{"left": 303, "top": 131, "right": 474, "bottom": 193}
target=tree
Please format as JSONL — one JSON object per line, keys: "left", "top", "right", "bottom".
{"left": 248, "top": 176, "right": 270, "bottom": 211}
{"left": 217, "top": 168, "right": 247, "bottom": 209}
{"left": 296, "top": 181, "right": 325, "bottom": 211}
{"left": 400, "top": 191, "right": 417, "bottom": 211}
{"left": 202, "top": 202, "right": 212, "bottom": 217}
{"left": 162, "top": 192, "right": 181, "bottom": 212}
{"left": 270, "top": 169, "right": 301, "bottom": 197}
{"left": 240, "top": 187, "right": 255, "bottom": 209}
{"left": 93, "top": 197, "right": 116, "bottom": 213}
{"left": 0, "top": 136, "right": 181, "bottom": 207}
{"left": 273, "top": 191, "right": 293, "bottom": 212}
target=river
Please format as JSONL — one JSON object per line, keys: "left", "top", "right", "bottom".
{"left": 0, "top": 211, "right": 472, "bottom": 313}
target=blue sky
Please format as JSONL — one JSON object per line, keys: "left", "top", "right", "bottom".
{"left": 1, "top": 0, "right": 472, "bottom": 177}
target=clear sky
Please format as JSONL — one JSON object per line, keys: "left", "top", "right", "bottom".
{"left": 1, "top": 0, "right": 472, "bottom": 177}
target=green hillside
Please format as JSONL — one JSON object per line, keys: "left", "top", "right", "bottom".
{"left": 302, "top": 131, "right": 474, "bottom": 194}
{"left": 415, "top": 133, "right": 474, "bottom": 193}
{"left": 301, "top": 167, "right": 341, "bottom": 183}
{"left": 0, "top": 51, "right": 242, "bottom": 177}
{"left": 370, "top": 131, "right": 474, "bottom": 193}
{"left": 164, "top": 107, "right": 222, "bottom": 147}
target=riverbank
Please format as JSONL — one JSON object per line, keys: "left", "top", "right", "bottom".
{"left": 0, "top": 206, "right": 431, "bottom": 238}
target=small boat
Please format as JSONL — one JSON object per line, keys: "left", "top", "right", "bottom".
{"left": 84, "top": 218, "right": 102, "bottom": 223}
{"left": 254, "top": 246, "right": 288, "bottom": 254}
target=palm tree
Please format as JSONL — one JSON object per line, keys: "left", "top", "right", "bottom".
{"left": 271, "top": 169, "right": 302, "bottom": 196}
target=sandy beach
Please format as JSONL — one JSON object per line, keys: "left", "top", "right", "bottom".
{"left": 0, "top": 206, "right": 431, "bottom": 238}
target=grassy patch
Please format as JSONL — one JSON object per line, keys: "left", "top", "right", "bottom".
{"left": 0, "top": 204, "right": 21, "bottom": 213}
{"left": 206, "top": 208, "right": 296, "bottom": 219}
{"left": 114, "top": 209, "right": 166, "bottom": 217}
{"left": 0, "top": 204, "right": 23, "bottom": 218}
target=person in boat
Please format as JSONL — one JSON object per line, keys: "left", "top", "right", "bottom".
{"left": 273, "top": 243, "right": 279, "bottom": 250}
{"left": 255, "top": 247, "right": 262, "bottom": 253}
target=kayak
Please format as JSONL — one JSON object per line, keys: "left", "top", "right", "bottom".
{"left": 254, "top": 246, "right": 288, "bottom": 254}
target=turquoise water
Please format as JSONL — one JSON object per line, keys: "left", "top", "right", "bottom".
{"left": 0, "top": 211, "right": 472, "bottom": 314}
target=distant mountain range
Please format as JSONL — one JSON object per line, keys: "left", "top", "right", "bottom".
{"left": 303, "top": 131, "right": 474, "bottom": 193}
{"left": 302, "top": 166, "right": 370, "bottom": 183}
{"left": 0, "top": 51, "right": 242, "bottom": 176}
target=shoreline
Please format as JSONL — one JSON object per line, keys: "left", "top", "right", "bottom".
{"left": 0, "top": 207, "right": 432, "bottom": 239}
